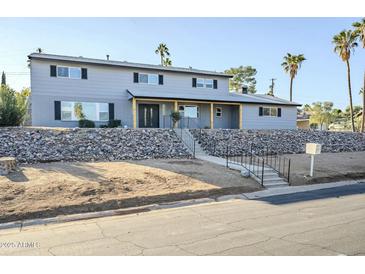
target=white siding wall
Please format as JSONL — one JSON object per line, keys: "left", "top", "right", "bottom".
{"left": 242, "top": 104, "right": 297, "bottom": 129}
{"left": 30, "top": 59, "right": 229, "bottom": 127}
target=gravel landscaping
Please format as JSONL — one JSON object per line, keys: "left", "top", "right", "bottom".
{"left": 0, "top": 127, "right": 191, "bottom": 163}
{"left": 190, "top": 129, "right": 365, "bottom": 156}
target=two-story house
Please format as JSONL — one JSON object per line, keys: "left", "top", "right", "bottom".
{"left": 28, "top": 53, "right": 300, "bottom": 129}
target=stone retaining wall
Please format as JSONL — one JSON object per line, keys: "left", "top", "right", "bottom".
{"left": 0, "top": 128, "right": 190, "bottom": 163}
{"left": 190, "top": 129, "right": 365, "bottom": 156}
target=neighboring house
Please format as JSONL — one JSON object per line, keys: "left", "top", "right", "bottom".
{"left": 28, "top": 53, "right": 301, "bottom": 129}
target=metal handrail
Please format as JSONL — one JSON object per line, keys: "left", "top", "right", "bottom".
{"left": 226, "top": 144, "right": 265, "bottom": 186}
{"left": 177, "top": 127, "right": 196, "bottom": 158}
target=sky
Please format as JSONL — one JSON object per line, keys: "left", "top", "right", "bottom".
{"left": 0, "top": 17, "right": 364, "bottom": 109}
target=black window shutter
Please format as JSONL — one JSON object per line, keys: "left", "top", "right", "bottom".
{"left": 133, "top": 72, "right": 139, "bottom": 83}
{"left": 213, "top": 79, "right": 218, "bottom": 89}
{"left": 158, "top": 75, "right": 164, "bottom": 85}
{"left": 259, "top": 107, "right": 263, "bottom": 116}
{"left": 54, "top": 101, "right": 61, "bottom": 120}
{"left": 81, "top": 68, "right": 88, "bottom": 79}
{"left": 277, "top": 108, "right": 282, "bottom": 117}
{"left": 109, "top": 103, "right": 115, "bottom": 120}
{"left": 192, "top": 78, "right": 197, "bottom": 88}
{"left": 50, "top": 65, "right": 57, "bottom": 77}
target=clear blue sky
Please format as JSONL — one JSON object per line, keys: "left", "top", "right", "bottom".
{"left": 1, "top": 17, "right": 364, "bottom": 109}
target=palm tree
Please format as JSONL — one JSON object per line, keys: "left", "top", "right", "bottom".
{"left": 155, "top": 43, "right": 170, "bottom": 65}
{"left": 333, "top": 30, "right": 358, "bottom": 132}
{"left": 353, "top": 18, "right": 365, "bottom": 132}
{"left": 281, "top": 53, "right": 306, "bottom": 102}
{"left": 163, "top": 58, "right": 172, "bottom": 66}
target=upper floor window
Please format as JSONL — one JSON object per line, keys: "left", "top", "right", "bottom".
{"left": 197, "top": 78, "right": 213, "bottom": 88}
{"left": 57, "top": 66, "right": 81, "bottom": 79}
{"left": 134, "top": 72, "right": 163, "bottom": 85}
{"left": 139, "top": 73, "right": 158, "bottom": 85}
{"left": 193, "top": 78, "right": 217, "bottom": 89}
{"left": 51, "top": 65, "right": 87, "bottom": 79}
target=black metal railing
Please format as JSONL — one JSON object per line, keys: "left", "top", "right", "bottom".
{"left": 225, "top": 143, "right": 292, "bottom": 186}
{"left": 176, "top": 127, "right": 196, "bottom": 158}
{"left": 225, "top": 145, "right": 265, "bottom": 186}
{"left": 162, "top": 115, "right": 201, "bottom": 129}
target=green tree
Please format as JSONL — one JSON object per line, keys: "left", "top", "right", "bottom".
{"left": 353, "top": 18, "right": 365, "bottom": 132}
{"left": 1, "top": 71, "right": 6, "bottom": 86}
{"left": 307, "top": 102, "right": 334, "bottom": 130}
{"left": 333, "top": 30, "right": 358, "bottom": 132}
{"left": 224, "top": 66, "right": 257, "bottom": 93}
{"left": 155, "top": 43, "right": 170, "bottom": 66}
{"left": 163, "top": 57, "right": 172, "bottom": 66}
{"left": 0, "top": 85, "right": 28, "bottom": 126}
{"left": 74, "top": 102, "right": 85, "bottom": 120}
{"left": 281, "top": 53, "right": 306, "bottom": 102}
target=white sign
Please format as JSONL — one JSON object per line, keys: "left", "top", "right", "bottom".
{"left": 306, "top": 143, "right": 322, "bottom": 155}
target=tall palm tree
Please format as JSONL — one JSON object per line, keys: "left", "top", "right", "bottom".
{"left": 155, "top": 43, "right": 170, "bottom": 65}
{"left": 353, "top": 18, "right": 365, "bottom": 132}
{"left": 281, "top": 53, "right": 306, "bottom": 102}
{"left": 163, "top": 58, "right": 172, "bottom": 66}
{"left": 333, "top": 30, "right": 358, "bottom": 132}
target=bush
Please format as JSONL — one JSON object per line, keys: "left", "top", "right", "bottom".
{"left": 170, "top": 111, "right": 181, "bottom": 127}
{"left": 79, "top": 119, "right": 95, "bottom": 128}
{"left": 0, "top": 85, "right": 28, "bottom": 126}
{"left": 108, "top": 119, "right": 121, "bottom": 128}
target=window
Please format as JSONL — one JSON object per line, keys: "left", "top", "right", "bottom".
{"left": 57, "top": 66, "right": 81, "bottom": 79}
{"left": 61, "top": 101, "right": 109, "bottom": 121}
{"left": 216, "top": 107, "right": 222, "bottom": 118}
{"left": 262, "top": 107, "right": 278, "bottom": 117}
{"left": 196, "top": 78, "right": 213, "bottom": 88}
{"left": 205, "top": 79, "right": 213, "bottom": 89}
{"left": 61, "top": 101, "right": 73, "bottom": 120}
{"left": 69, "top": 67, "right": 81, "bottom": 79}
{"left": 179, "top": 105, "right": 199, "bottom": 118}
{"left": 57, "top": 66, "right": 69, "bottom": 77}
{"left": 197, "top": 78, "right": 205, "bottom": 88}
{"left": 139, "top": 73, "right": 158, "bottom": 85}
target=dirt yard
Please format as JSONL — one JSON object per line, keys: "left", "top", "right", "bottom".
{"left": 285, "top": 151, "right": 365, "bottom": 186}
{"left": 0, "top": 159, "right": 259, "bottom": 223}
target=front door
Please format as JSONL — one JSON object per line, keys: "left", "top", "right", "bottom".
{"left": 138, "top": 104, "right": 160, "bottom": 128}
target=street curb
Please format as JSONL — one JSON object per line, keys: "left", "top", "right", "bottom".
{"left": 0, "top": 179, "right": 363, "bottom": 231}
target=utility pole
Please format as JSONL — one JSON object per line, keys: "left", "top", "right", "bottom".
{"left": 268, "top": 78, "right": 276, "bottom": 96}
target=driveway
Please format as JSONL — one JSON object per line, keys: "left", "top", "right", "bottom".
{"left": 1, "top": 184, "right": 365, "bottom": 255}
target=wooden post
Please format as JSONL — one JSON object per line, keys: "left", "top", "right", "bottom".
{"left": 132, "top": 98, "right": 137, "bottom": 128}
{"left": 173, "top": 101, "right": 178, "bottom": 128}
{"left": 210, "top": 103, "right": 214, "bottom": 129}
{"left": 239, "top": 104, "right": 243, "bottom": 129}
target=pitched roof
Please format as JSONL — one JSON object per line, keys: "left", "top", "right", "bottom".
{"left": 28, "top": 53, "right": 232, "bottom": 78}
{"left": 127, "top": 89, "right": 301, "bottom": 106}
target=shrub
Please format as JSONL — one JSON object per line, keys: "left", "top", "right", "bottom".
{"left": 170, "top": 111, "right": 181, "bottom": 127}
{"left": 0, "top": 85, "right": 28, "bottom": 126}
{"left": 79, "top": 119, "right": 95, "bottom": 128}
{"left": 108, "top": 119, "right": 121, "bottom": 128}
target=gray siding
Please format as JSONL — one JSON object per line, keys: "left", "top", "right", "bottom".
{"left": 242, "top": 104, "right": 297, "bottom": 129}
{"left": 30, "top": 59, "right": 229, "bottom": 127}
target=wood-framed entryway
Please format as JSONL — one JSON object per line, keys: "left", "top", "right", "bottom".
{"left": 132, "top": 97, "right": 243, "bottom": 129}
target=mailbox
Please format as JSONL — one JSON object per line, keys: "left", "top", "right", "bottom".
{"left": 306, "top": 143, "right": 322, "bottom": 155}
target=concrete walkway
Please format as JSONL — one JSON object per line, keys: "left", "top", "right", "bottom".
{"left": 1, "top": 182, "right": 364, "bottom": 255}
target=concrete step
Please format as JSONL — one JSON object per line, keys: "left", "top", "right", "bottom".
{"left": 264, "top": 181, "right": 289, "bottom": 188}
{"left": 262, "top": 177, "right": 284, "bottom": 182}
